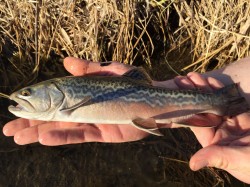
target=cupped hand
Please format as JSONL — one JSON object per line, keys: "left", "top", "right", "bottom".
{"left": 3, "top": 57, "right": 150, "bottom": 146}
{"left": 175, "top": 73, "right": 250, "bottom": 184}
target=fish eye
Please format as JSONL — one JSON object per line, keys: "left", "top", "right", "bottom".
{"left": 20, "top": 89, "right": 31, "bottom": 97}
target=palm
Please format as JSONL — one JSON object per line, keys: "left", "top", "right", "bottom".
{"left": 210, "top": 114, "right": 250, "bottom": 146}
{"left": 3, "top": 118, "right": 148, "bottom": 145}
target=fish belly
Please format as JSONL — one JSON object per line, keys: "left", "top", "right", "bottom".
{"left": 54, "top": 100, "right": 210, "bottom": 125}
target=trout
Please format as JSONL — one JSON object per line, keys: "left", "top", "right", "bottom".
{"left": 8, "top": 68, "right": 249, "bottom": 136}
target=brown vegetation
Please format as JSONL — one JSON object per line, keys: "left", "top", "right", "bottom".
{"left": 0, "top": 0, "right": 249, "bottom": 186}
{"left": 1, "top": 0, "right": 249, "bottom": 87}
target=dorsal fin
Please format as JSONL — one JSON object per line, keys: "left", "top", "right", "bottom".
{"left": 122, "top": 67, "right": 152, "bottom": 84}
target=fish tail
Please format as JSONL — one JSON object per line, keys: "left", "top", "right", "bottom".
{"left": 215, "top": 83, "right": 250, "bottom": 116}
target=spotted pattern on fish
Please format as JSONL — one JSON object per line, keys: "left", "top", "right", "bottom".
{"left": 53, "top": 76, "right": 224, "bottom": 108}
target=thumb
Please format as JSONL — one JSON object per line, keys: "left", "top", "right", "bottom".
{"left": 190, "top": 145, "right": 250, "bottom": 184}
{"left": 63, "top": 57, "right": 94, "bottom": 76}
{"left": 190, "top": 145, "right": 248, "bottom": 171}
{"left": 63, "top": 57, "right": 131, "bottom": 76}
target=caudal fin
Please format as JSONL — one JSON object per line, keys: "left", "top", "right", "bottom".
{"left": 215, "top": 84, "right": 250, "bottom": 116}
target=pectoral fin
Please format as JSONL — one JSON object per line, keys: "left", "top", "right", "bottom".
{"left": 60, "top": 96, "right": 92, "bottom": 112}
{"left": 132, "top": 118, "right": 163, "bottom": 136}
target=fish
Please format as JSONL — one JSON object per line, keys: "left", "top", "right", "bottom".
{"left": 8, "top": 67, "right": 250, "bottom": 136}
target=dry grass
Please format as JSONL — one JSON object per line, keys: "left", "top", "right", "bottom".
{"left": 0, "top": 0, "right": 170, "bottom": 90}
{"left": 1, "top": 0, "right": 249, "bottom": 79}
{"left": 173, "top": 0, "right": 250, "bottom": 72}
{"left": 0, "top": 0, "right": 249, "bottom": 186}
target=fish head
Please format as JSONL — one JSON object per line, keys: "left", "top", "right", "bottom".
{"left": 8, "top": 81, "right": 64, "bottom": 119}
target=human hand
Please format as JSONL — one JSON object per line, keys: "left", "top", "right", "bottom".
{"left": 3, "top": 57, "right": 151, "bottom": 146}
{"left": 175, "top": 72, "right": 250, "bottom": 184}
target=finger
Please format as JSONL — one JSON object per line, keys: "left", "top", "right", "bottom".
{"left": 229, "top": 135, "right": 250, "bottom": 146}
{"left": 190, "top": 127, "right": 215, "bottom": 147}
{"left": 153, "top": 80, "right": 179, "bottom": 89}
{"left": 39, "top": 124, "right": 148, "bottom": 146}
{"left": 3, "top": 118, "right": 46, "bottom": 136}
{"left": 189, "top": 145, "right": 250, "bottom": 183}
{"left": 187, "top": 72, "right": 213, "bottom": 92}
{"left": 14, "top": 126, "right": 39, "bottom": 145}
{"left": 189, "top": 114, "right": 222, "bottom": 147}
{"left": 190, "top": 145, "right": 250, "bottom": 170}
{"left": 210, "top": 126, "right": 237, "bottom": 145}
{"left": 63, "top": 57, "right": 133, "bottom": 76}
{"left": 217, "top": 113, "right": 250, "bottom": 133}
{"left": 206, "top": 77, "right": 224, "bottom": 90}
{"left": 174, "top": 76, "right": 196, "bottom": 89}
{"left": 39, "top": 125, "right": 103, "bottom": 146}
{"left": 13, "top": 121, "right": 84, "bottom": 145}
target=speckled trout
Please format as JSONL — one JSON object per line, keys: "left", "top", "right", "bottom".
{"left": 8, "top": 68, "right": 249, "bottom": 136}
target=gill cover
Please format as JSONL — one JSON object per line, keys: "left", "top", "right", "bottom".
{"left": 8, "top": 81, "right": 64, "bottom": 119}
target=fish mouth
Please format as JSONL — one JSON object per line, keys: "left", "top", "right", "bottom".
{"left": 8, "top": 94, "right": 35, "bottom": 113}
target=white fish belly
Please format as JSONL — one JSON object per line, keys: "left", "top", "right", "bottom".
{"left": 53, "top": 101, "right": 212, "bottom": 125}
{"left": 54, "top": 101, "right": 159, "bottom": 124}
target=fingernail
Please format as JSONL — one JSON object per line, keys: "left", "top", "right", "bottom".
{"left": 38, "top": 137, "right": 44, "bottom": 144}
{"left": 3, "top": 128, "right": 9, "bottom": 136}
{"left": 38, "top": 133, "right": 48, "bottom": 144}
{"left": 14, "top": 135, "right": 21, "bottom": 144}
{"left": 190, "top": 159, "right": 208, "bottom": 171}
{"left": 39, "top": 132, "right": 54, "bottom": 145}
{"left": 187, "top": 72, "right": 194, "bottom": 77}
